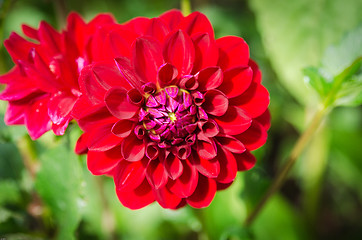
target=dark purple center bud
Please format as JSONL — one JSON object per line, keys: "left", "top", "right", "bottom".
{"left": 140, "top": 86, "right": 198, "bottom": 149}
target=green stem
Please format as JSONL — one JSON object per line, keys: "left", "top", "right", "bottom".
{"left": 244, "top": 105, "right": 330, "bottom": 226}
{"left": 181, "top": 0, "right": 191, "bottom": 15}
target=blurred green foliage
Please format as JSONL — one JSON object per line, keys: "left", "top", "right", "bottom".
{"left": 0, "top": 0, "right": 361, "bottom": 239}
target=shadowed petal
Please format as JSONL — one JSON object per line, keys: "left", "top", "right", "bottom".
{"left": 25, "top": 98, "right": 52, "bottom": 140}
{"left": 196, "top": 67, "right": 223, "bottom": 91}
{"left": 216, "top": 36, "right": 249, "bottom": 70}
{"left": 235, "top": 121, "right": 267, "bottom": 151}
{"left": 215, "top": 134, "right": 246, "bottom": 154}
{"left": 214, "top": 106, "right": 252, "bottom": 135}
{"left": 121, "top": 133, "right": 145, "bottom": 162}
{"left": 75, "top": 133, "right": 89, "bottom": 154}
{"left": 192, "top": 33, "right": 219, "bottom": 73}
{"left": 255, "top": 109, "right": 271, "bottom": 130}
{"left": 87, "top": 146, "right": 122, "bottom": 175}
{"left": 114, "top": 158, "right": 147, "bottom": 191}
{"left": 164, "top": 153, "right": 183, "bottom": 180}
{"left": 230, "top": 83, "right": 270, "bottom": 118}
{"left": 146, "top": 160, "right": 168, "bottom": 189}
{"left": 202, "top": 89, "right": 228, "bottom": 116}
{"left": 145, "top": 18, "right": 170, "bottom": 42}
{"left": 215, "top": 146, "right": 238, "bottom": 184}
{"left": 116, "top": 178, "right": 155, "bottom": 210}
{"left": 190, "top": 150, "right": 219, "bottom": 178}
{"left": 111, "top": 119, "right": 135, "bottom": 138}
{"left": 234, "top": 151, "right": 256, "bottom": 171}
{"left": 163, "top": 30, "right": 195, "bottom": 76}
{"left": 218, "top": 67, "right": 253, "bottom": 98}
{"left": 153, "top": 184, "right": 182, "bottom": 209}
{"left": 105, "top": 87, "right": 140, "bottom": 119}
{"left": 133, "top": 37, "right": 163, "bottom": 84}
{"left": 180, "top": 12, "right": 214, "bottom": 40}
{"left": 159, "top": 9, "right": 183, "bottom": 30}
{"left": 186, "top": 174, "right": 216, "bottom": 208}
{"left": 87, "top": 122, "right": 122, "bottom": 151}
{"left": 168, "top": 160, "right": 198, "bottom": 198}
{"left": 48, "top": 91, "right": 77, "bottom": 125}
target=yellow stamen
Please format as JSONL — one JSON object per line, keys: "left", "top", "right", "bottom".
{"left": 168, "top": 112, "right": 177, "bottom": 122}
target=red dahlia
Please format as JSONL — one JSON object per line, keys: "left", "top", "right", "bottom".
{"left": 74, "top": 10, "right": 271, "bottom": 209}
{"left": 0, "top": 13, "right": 115, "bottom": 139}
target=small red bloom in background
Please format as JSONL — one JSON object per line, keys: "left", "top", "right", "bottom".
{"left": 0, "top": 13, "right": 115, "bottom": 139}
{"left": 75, "top": 10, "right": 270, "bottom": 209}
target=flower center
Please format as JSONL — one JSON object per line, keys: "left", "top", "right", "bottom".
{"left": 139, "top": 86, "right": 197, "bottom": 147}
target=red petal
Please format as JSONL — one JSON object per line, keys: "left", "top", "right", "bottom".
{"left": 145, "top": 18, "right": 170, "bottom": 42}
{"left": 146, "top": 160, "right": 168, "bottom": 190}
{"left": 116, "top": 178, "right": 155, "bottom": 210}
{"left": 121, "top": 133, "right": 145, "bottom": 162}
{"left": 214, "top": 106, "right": 252, "bottom": 135}
{"left": 255, "top": 109, "right": 271, "bottom": 131}
{"left": 4, "top": 33, "right": 36, "bottom": 61}
{"left": 38, "top": 21, "right": 62, "bottom": 55}
{"left": 87, "top": 122, "right": 122, "bottom": 151}
{"left": 202, "top": 89, "right": 228, "bottom": 116}
{"left": 234, "top": 151, "right": 256, "bottom": 171}
{"left": 249, "top": 59, "right": 262, "bottom": 84}
{"left": 0, "top": 81, "right": 38, "bottom": 101}
{"left": 114, "top": 57, "right": 144, "bottom": 92}
{"left": 87, "top": 146, "right": 122, "bottom": 175}
{"left": 4, "top": 102, "right": 26, "bottom": 125}
{"left": 190, "top": 150, "right": 220, "bottom": 178}
{"left": 104, "top": 87, "right": 140, "bottom": 119}
{"left": 79, "top": 62, "right": 128, "bottom": 105}
{"left": 75, "top": 133, "right": 89, "bottom": 154}
{"left": 200, "top": 119, "right": 219, "bottom": 137}
{"left": 22, "top": 24, "right": 39, "bottom": 40}
{"left": 163, "top": 30, "right": 195, "bottom": 76}
{"left": 168, "top": 159, "right": 198, "bottom": 198}
{"left": 52, "top": 117, "right": 70, "bottom": 136}
{"left": 180, "top": 12, "right": 214, "bottom": 40}
{"left": 215, "top": 146, "right": 237, "bottom": 183}
{"left": 230, "top": 82, "right": 270, "bottom": 118}
{"left": 114, "top": 158, "right": 147, "bottom": 191}
{"left": 216, "top": 36, "right": 249, "bottom": 70}
{"left": 164, "top": 153, "right": 183, "bottom": 180}
{"left": 196, "top": 134, "right": 218, "bottom": 160}
{"left": 153, "top": 184, "right": 182, "bottom": 209}
{"left": 218, "top": 67, "right": 253, "bottom": 98}
{"left": 235, "top": 121, "right": 267, "bottom": 151}
{"left": 192, "top": 33, "right": 219, "bottom": 73}
{"left": 196, "top": 66, "right": 223, "bottom": 91}
{"left": 111, "top": 119, "right": 135, "bottom": 138}
{"left": 25, "top": 98, "right": 52, "bottom": 140}
{"left": 159, "top": 9, "right": 184, "bottom": 30}
{"left": 48, "top": 92, "right": 77, "bottom": 125}
{"left": 77, "top": 105, "right": 118, "bottom": 132}
{"left": 133, "top": 37, "right": 163, "bottom": 84}
{"left": 157, "top": 63, "right": 178, "bottom": 87}
{"left": 186, "top": 174, "right": 216, "bottom": 208}
{"left": 215, "top": 135, "right": 246, "bottom": 154}
{"left": 124, "top": 17, "right": 150, "bottom": 35}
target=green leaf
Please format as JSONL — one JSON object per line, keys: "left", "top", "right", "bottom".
{"left": 35, "top": 139, "right": 83, "bottom": 240}
{"left": 303, "top": 67, "right": 332, "bottom": 98}
{"left": 249, "top": 0, "right": 362, "bottom": 105}
{"left": 335, "top": 74, "right": 362, "bottom": 106}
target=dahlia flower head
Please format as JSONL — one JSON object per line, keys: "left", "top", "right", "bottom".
{"left": 0, "top": 13, "right": 116, "bottom": 139}
{"left": 0, "top": 10, "right": 270, "bottom": 209}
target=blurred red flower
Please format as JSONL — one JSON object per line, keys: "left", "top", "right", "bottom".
{"left": 0, "top": 13, "right": 115, "bottom": 139}
{"left": 74, "top": 10, "right": 270, "bottom": 209}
